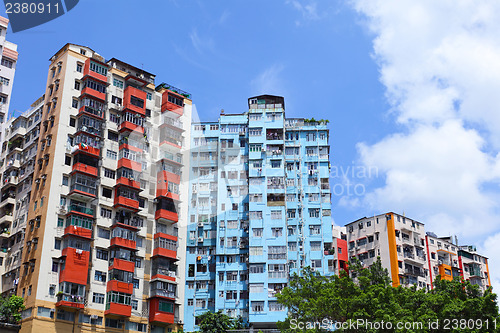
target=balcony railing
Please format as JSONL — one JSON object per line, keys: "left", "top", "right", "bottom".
{"left": 268, "top": 272, "right": 287, "bottom": 279}
{"left": 152, "top": 268, "right": 177, "bottom": 278}
{"left": 150, "top": 289, "right": 176, "bottom": 299}
{"left": 70, "top": 184, "right": 97, "bottom": 196}
{"left": 68, "top": 204, "right": 94, "bottom": 216}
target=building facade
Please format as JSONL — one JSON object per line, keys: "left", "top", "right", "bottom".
{"left": 184, "top": 95, "right": 335, "bottom": 331}
{"left": 0, "top": 96, "right": 43, "bottom": 296}
{"left": 0, "top": 15, "right": 19, "bottom": 135}
{"left": 6, "top": 43, "right": 192, "bottom": 333}
{"left": 345, "top": 212, "right": 491, "bottom": 293}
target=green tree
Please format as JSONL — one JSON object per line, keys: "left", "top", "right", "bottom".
{"left": 196, "top": 310, "right": 247, "bottom": 333}
{"left": 0, "top": 295, "right": 25, "bottom": 324}
{"left": 277, "top": 258, "right": 500, "bottom": 332}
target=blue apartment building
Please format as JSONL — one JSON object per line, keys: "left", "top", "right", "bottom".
{"left": 183, "top": 95, "right": 334, "bottom": 331}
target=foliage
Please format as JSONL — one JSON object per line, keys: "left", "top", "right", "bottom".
{"left": 0, "top": 295, "right": 25, "bottom": 324}
{"left": 277, "top": 258, "right": 500, "bottom": 332}
{"left": 196, "top": 310, "right": 247, "bottom": 333}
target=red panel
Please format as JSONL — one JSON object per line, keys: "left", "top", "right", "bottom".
{"left": 115, "top": 177, "right": 141, "bottom": 190}
{"left": 151, "top": 274, "right": 175, "bottom": 282}
{"left": 161, "top": 91, "right": 184, "bottom": 115}
{"left": 119, "top": 121, "right": 144, "bottom": 134}
{"left": 110, "top": 237, "right": 137, "bottom": 250}
{"left": 64, "top": 225, "right": 92, "bottom": 239}
{"left": 119, "top": 143, "right": 142, "bottom": 153}
{"left": 55, "top": 300, "right": 84, "bottom": 309}
{"left": 105, "top": 302, "right": 131, "bottom": 317}
{"left": 337, "top": 239, "right": 348, "bottom": 262}
{"left": 109, "top": 258, "right": 135, "bottom": 273}
{"left": 117, "top": 158, "right": 142, "bottom": 172}
{"left": 78, "top": 105, "right": 104, "bottom": 120}
{"left": 83, "top": 58, "right": 108, "bottom": 83}
{"left": 113, "top": 195, "right": 139, "bottom": 210}
{"left": 157, "top": 170, "right": 181, "bottom": 185}
{"left": 74, "top": 144, "right": 100, "bottom": 158}
{"left": 81, "top": 87, "right": 106, "bottom": 101}
{"left": 149, "top": 298, "right": 175, "bottom": 324}
{"left": 154, "top": 233, "right": 178, "bottom": 242}
{"left": 155, "top": 188, "right": 180, "bottom": 201}
{"left": 107, "top": 279, "right": 133, "bottom": 294}
{"left": 59, "top": 248, "right": 89, "bottom": 285}
{"left": 68, "top": 188, "right": 96, "bottom": 199}
{"left": 152, "top": 247, "right": 177, "bottom": 260}
{"left": 72, "top": 163, "right": 98, "bottom": 177}
{"left": 155, "top": 209, "right": 178, "bottom": 223}
{"left": 124, "top": 86, "right": 146, "bottom": 115}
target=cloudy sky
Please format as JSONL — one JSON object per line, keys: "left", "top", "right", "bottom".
{"left": 2, "top": 0, "right": 500, "bottom": 289}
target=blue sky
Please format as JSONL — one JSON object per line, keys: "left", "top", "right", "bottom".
{"left": 3, "top": 0, "right": 500, "bottom": 288}
{"left": 1, "top": 0, "right": 391, "bottom": 224}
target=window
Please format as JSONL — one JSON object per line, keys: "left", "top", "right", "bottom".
{"left": 93, "top": 292, "right": 105, "bottom": 304}
{"left": 94, "top": 270, "right": 106, "bottom": 282}
{"left": 271, "top": 228, "right": 282, "bottom": 237}
{"left": 54, "top": 239, "right": 61, "bottom": 250}
{"left": 74, "top": 80, "right": 80, "bottom": 90}
{"left": 104, "top": 168, "right": 115, "bottom": 179}
{"left": 271, "top": 210, "right": 282, "bottom": 219}
{"left": 132, "top": 279, "right": 139, "bottom": 289}
{"left": 252, "top": 301, "right": 264, "bottom": 312}
{"left": 69, "top": 117, "right": 76, "bottom": 127}
{"left": 102, "top": 187, "right": 112, "bottom": 198}
{"left": 249, "top": 247, "right": 263, "bottom": 256}
{"left": 56, "top": 309, "right": 74, "bottom": 322}
{"left": 52, "top": 260, "right": 58, "bottom": 272}
{"left": 310, "top": 225, "right": 321, "bottom": 235}
{"left": 96, "top": 249, "right": 108, "bottom": 260}
{"left": 65, "top": 156, "right": 71, "bottom": 166}
{"left": 57, "top": 218, "right": 64, "bottom": 227}
{"left": 1, "top": 57, "right": 13, "bottom": 68}
{"left": 111, "top": 95, "right": 122, "bottom": 105}
{"left": 110, "top": 113, "right": 120, "bottom": 123}
{"left": 98, "top": 227, "right": 110, "bottom": 239}
{"left": 76, "top": 63, "right": 82, "bottom": 72}
{"left": 100, "top": 207, "right": 112, "bottom": 218}
{"left": 310, "top": 241, "right": 322, "bottom": 251}
{"left": 113, "top": 78, "right": 124, "bottom": 89}
{"left": 62, "top": 175, "right": 69, "bottom": 186}
{"left": 106, "top": 150, "right": 117, "bottom": 160}
{"left": 108, "top": 131, "right": 119, "bottom": 142}
{"left": 253, "top": 228, "right": 263, "bottom": 237}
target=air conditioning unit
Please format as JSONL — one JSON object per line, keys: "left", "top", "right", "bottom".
{"left": 197, "top": 222, "right": 204, "bottom": 227}
{"left": 90, "top": 314, "right": 98, "bottom": 319}
{"left": 59, "top": 207, "right": 67, "bottom": 215}
{"left": 197, "top": 237, "right": 204, "bottom": 242}
{"left": 261, "top": 147, "right": 266, "bottom": 152}
{"left": 192, "top": 189, "right": 197, "bottom": 194}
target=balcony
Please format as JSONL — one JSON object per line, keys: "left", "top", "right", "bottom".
{"left": 404, "top": 267, "right": 425, "bottom": 278}
{"left": 109, "top": 258, "right": 135, "bottom": 273}
{"left": 105, "top": 302, "right": 131, "bottom": 317}
{"left": 81, "top": 86, "right": 106, "bottom": 102}
{"left": 149, "top": 298, "right": 176, "bottom": 324}
{"left": 117, "top": 158, "right": 142, "bottom": 172}
{"left": 155, "top": 209, "right": 178, "bottom": 223}
{"left": 268, "top": 272, "right": 287, "bottom": 279}
{"left": 78, "top": 105, "right": 104, "bottom": 119}
{"left": 151, "top": 267, "right": 177, "bottom": 282}
{"left": 150, "top": 288, "right": 176, "bottom": 299}
{"left": 113, "top": 196, "right": 139, "bottom": 211}
{"left": 152, "top": 247, "right": 177, "bottom": 260}
{"left": 69, "top": 183, "right": 97, "bottom": 199}
{"left": 2, "top": 176, "right": 18, "bottom": 188}
{"left": 64, "top": 225, "right": 92, "bottom": 239}
{"left": 107, "top": 279, "right": 133, "bottom": 294}
{"left": 67, "top": 204, "right": 94, "bottom": 217}
{"left": 56, "top": 293, "right": 85, "bottom": 309}
{"left": 83, "top": 59, "right": 108, "bottom": 83}
{"left": 115, "top": 177, "right": 141, "bottom": 190}
{"left": 124, "top": 86, "right": 146, "bottom": 116}
{"left": 119, "top": 121, "right": 144, "bottom": 134}
{"left": 73, "top": 143, "right": 100, "bottom": 158}
{"left": 110, "top": 237, "right": 137, "bottom": 250}
{"left": 71, "top": 163, "right": 98, "bottom": 177}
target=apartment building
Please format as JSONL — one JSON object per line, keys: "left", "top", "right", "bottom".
{"left": 0, "top": 16, "right": 19, "bottom": 134}
{"left": 345, "top": 212, "right": 492, "bottom": 293}
{"left": 184, "top": 95, "right": 334, "bottom": 331}
{"left": 0, "top": 96, "right": 43, "bottom": 296}
{"left": 7, "top": 43, "right": 192, "bottom": 333}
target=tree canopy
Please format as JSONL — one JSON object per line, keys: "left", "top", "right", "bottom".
{"left": 195, "top": 310, "right": 247, "bottom": 333}
{"left": 277, "top": 258, "right": 500, "bottom": 332}
{"left": 0, "top": 295, "right": 25, "bottom": 325}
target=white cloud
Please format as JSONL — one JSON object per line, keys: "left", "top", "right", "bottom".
{"left": 189, "top": 28, "right": 215, "bottom": 54}
{"left": 250, "top": 64, "right": 286, "bottom": 96}
{"left": 286, "top": 0, "right": 320, "bottom": 25}
{"left": 349, "top": 0, "right": 500, "bottom": 284}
